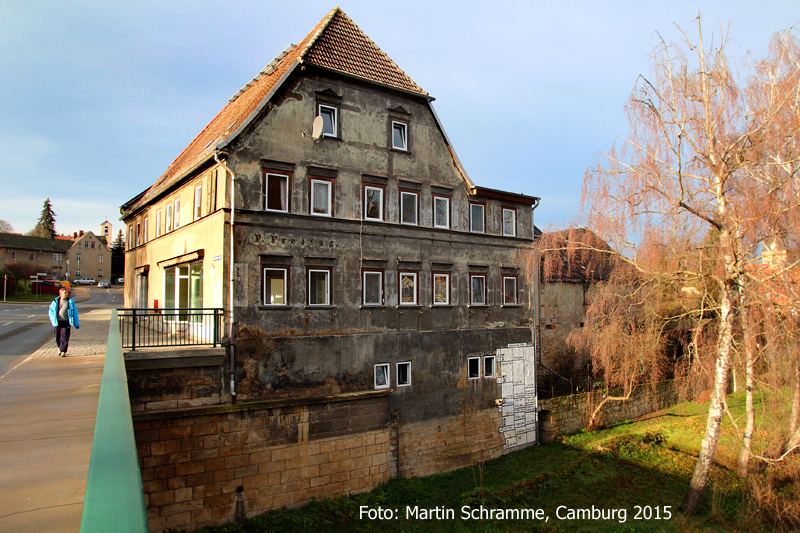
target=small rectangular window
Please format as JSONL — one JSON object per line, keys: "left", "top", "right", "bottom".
{"left": 364, "top": 185, "right": 384, "bottom": 221}
{"left": 194, "top": 185, "right": 202, "bottom": 221}
{"left": 91, "top": 241, "right": 95, "bottom": 249}
{"left": 468, "top": 357, "right": 480, "bottom": 379}
{"left": 263, "top": 268, "right": 287, "bottom": 305}
{"left": 374, "top": 363, "right": 390, "bottom": 390}
{"left": 319, "top": 105, "right": 338, "bottom": 137}
{"left": 54, "top": 253, "right": 62, "bottom": 261}
{"left": 400, "top": 191, "right": 418, "bottom": 225}
{"left": 308, "top": 269, "right": 330, "bottom": 306}
{"left": 397, "top": 361, "right": 411, "bottom": 387}
{"left": 265, "top": 173, "right": 289, "bottom": 212}
{"left": 76, "top": 268, "right": 81, "bottom": 276}
{"left": 502, "top": 208, "right": 516, "bottom": 236}
{"left": 174, "top": 199, "right": 180, "bottom": 229}
{"left": 484, "top": 355, "right": 496, "bottom": 378}
{"left": 136, "top": 223, "right": 141, "bottom": 247}
{"left": 97, "top": 269, "right": 103, "bottom": 277}
{"left": 144, "top": 218, "right": 149, "bottom": 243}
{"left": 503, "top": 276, "right": 518, "bottom": 305}
{"left": 310, "top": 179, "right": 332, "bottom": 216}
{"left": 156, "top": 210, "right": 162, "bottom": 237}
{"left": 433, "top": 272, "right": 449, "bottom": 305}
{"left": 470, "top": 203, "right": 485, "bottom": 233}
{"left": 98, "top": 254, "right": 103, "bottom": 263}
{"left": 76, "top": 253, "right": 82, "bottom": 262}
{"left": 392, "top": 121, "right": 407, "bottom": 151}
{"left": 9, "top": 251, "right": 15, "bottom": 260}
{"left": 470, "top": 275, "right": 486, "bottom": 305}
{"left": 166, "top": 204, "right": 173, "bottom": 233}
{"left": 363, "top": 270, "right": 383, "bottom": 306}
{"left": 29, "top": 252, "right": 34, "bottom": 261}
{"left": 399, "top": 272, "right": 417, "bottom": 305}
{"left": 433, "top": 196, "right": 450, "bottom": 229}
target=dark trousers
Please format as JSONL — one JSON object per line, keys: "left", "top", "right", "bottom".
{"left": 54, "top": 321, "right": 71, "bottom": 353}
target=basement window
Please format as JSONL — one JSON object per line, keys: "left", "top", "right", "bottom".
{"left": 374, "top": 363, "right": 390, "bottom": 390}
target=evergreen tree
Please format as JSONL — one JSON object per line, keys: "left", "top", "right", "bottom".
{"left": 30, "top": 199, "right": 56, "bottom": 239}
{"left": 111, "top": 229, "right": 125, "bottom": 280}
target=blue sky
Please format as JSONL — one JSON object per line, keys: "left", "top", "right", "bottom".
{"left": 1, "top": 1, "right": 797, "bottom": 237}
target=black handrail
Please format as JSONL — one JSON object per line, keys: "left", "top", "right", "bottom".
{"left": 116, "top": 308, "right": 223, "bottom": 350}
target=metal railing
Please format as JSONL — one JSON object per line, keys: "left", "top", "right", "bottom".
{"left": 80, "top": 309, "right": 149, "bottom": 533}
{"left": 117, "top": 308, "right": 224, "bottom": 350}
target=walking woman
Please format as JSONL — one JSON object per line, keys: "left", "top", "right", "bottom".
{"left": 48, "top": 287, "right": 80, "bottom": 357}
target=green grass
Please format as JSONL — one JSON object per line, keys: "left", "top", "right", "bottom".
{"left": 194, "top": 393, "right": 774, "bottom": 533}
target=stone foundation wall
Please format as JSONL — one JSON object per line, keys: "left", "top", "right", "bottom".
{"left": 394, "top": 408, "right": 507, "bottom": 479}
{"left": 133, "top": 391, "right": 391, "bottom": 532}
{"left": 538, "top": 380, "right": 678, "bottom": 438}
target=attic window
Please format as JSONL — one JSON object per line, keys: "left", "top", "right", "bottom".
{"left": 392, "top": 121, "right": 407, "bottom": 151}
{"left": 319, "top": 105, "right": 338, "bottom": 138}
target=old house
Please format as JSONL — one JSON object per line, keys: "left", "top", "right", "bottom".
{"left": 0, "top": 233, "right": 73, "bottom": 279}
{"left": 120, "top": 8, "right": 538, "bottom": 531}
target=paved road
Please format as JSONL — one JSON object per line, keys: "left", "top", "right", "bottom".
{"left": 0, "top": 287, "right": 122, "bottom": 378}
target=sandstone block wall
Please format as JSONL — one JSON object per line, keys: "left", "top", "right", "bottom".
{"left": 134, "top": 392, "right": 390, "bottom": 532}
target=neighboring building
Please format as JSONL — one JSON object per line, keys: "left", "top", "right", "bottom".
{"left": 120, "top": 8, "right": 539, "bottom": 530}
{"left": 0, "top": 233, "right": 73, "bottom": 278}
{"left": 68, "top": 228, "right": 111, "bottom": 281}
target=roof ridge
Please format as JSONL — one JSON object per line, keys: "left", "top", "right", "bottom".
{"left": 298, "top": 6, "right": 341, "bottom": 63}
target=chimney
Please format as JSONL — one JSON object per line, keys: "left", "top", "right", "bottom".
{"left": 79, "top": 230, "right": 84, "bottom": 237}
{"left": 73, "top": 232, "right": 77, "bottom": 238}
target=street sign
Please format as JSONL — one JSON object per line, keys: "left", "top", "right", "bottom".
{"left": 37, "top": 272, "right": 47, "bottom": 276}
{"left": 30, "top": 275, "right": 38, "bottom": 279}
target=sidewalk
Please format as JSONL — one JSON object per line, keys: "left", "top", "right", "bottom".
{"left": 0, "top": 308, "right": 111, "bottom": 533}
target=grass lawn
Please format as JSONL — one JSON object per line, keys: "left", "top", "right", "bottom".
{"left": 194, "top": 392, "right": 774, "bottom": 533}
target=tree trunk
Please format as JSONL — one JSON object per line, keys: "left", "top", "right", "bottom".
{"left": 684, "top": 280, "right": 735, "bottom": 514}
{"left": 785, "top": 353, "right": 800, "bottom": 454}
{"left": 737, "top": 302, "right": 755, "bottom": 478}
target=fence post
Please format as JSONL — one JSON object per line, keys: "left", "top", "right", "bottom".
{"left": 214, "top": 309, "right": 220, "bottom": 347}
{"left": 130, "top": 308, "right": 136, "bottom": 352}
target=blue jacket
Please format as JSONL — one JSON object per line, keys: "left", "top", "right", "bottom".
{"left": 48, "top": 296, "right": 80, "bottom": 329}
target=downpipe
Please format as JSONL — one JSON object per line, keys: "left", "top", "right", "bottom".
{"left": 215, "top": 151, "right": 237, "bottom": 405}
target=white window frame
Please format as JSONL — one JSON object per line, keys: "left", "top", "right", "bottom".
{"left": 264, "top": 173, "right": 289, "bottom": 213}
{"left": 502, "top": 207, "right": 516, "bottom": 236}
{"left": 143, "top": 217, "right": 149, "bottom": 243}
{"left": 362, "top": 270, "right": 383, "bottom": 306}
{"left": 98, "top": 254, "right": 103, "bottom": 263}
{"left": 98, "top": 269, "right": 103, "bottom": 277}
{"left": 76, "top": 253, "right": 82, "bottom": 262}
{"left": 503, "top": 276, "right": 518, "bottom": 305}
{"left": 470, "top": 203, "right": 485, "bottom": 233}
{"left": 396, "top": 361, "right": 411, "bottom": 387}
{"left": 194, "top": 185, "right": 202, "bottom": 221}
{"left": 467, "top": 356, "right": 481, "bottom": 379}
{"left": 470, "top": 274, "right": 486, "bottom": 306}
{"left": 54, "top": 253, "right": 62, "bottom": 261}
{"left": 432, "top": 272, "right": 450, "bottom": 306}
{"left": 433, "top": 196, "right": 450, "bottom": 229}
{"left": 308, "top": 269, "right": 330, "bottom": 306}
{"left": 400, "top": 191, "right": 418, "bottom": 226}
{"left": 374, "top": 363, "right": 390, "bottom": 390}
{"left": 136, "top": 223, "right": 141, "bottom": 247}
{"left": 173, "top": 198, "right": 180, "bottom": 229}
{"left": 318, "top": 104, "right": 338, "bottom": 138}
{"left": 263, "top": 268, "right": 288, "bottom": 306}
{"left": 166, "top": 204, "right": 173, "bottom": 233}
{"left": 156, "top": 209, "right": 162, "bottom": 238}
{"left": 128, "top": 226, "right": 133, "bottom": 248}
{"left": 364, "top": 185, "right": 384, "bottom": 222}
{"left": 484, "top": 355, "right": 496, "bottom": 378}
{"left": 399, "top": 272, "right": 417, "bottom": 306}
{"left": 75, "top": 268, "right": 81, "bottom": 276}
{"left": 310, "top": 178, "right": 332, "bottom": 217}
{"left": 391, "top": 121, "right": 407, "bottom": 151}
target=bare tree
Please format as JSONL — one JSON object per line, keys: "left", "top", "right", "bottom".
{"left": 0, "top": 219, "right": 14, "bottom": 233}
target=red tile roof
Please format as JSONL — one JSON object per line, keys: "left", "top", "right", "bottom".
{"left": 126, "top": 8, "right": 427, "bottom": 213}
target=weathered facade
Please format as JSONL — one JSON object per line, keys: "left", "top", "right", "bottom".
{"left": 120, "top": 8, "right": 538, "bottom": 530}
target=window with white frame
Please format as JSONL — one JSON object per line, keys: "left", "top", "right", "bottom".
{"left": 156, "top": 209, "right": 162, "bottom": 237}
{"left": 362, "top": 270, "right": 383, "bottom": 306}
{"left": 468, "top": 357, "right": 480, "bottom": 379}
{"left": 399, "top": 272, "right": 417, "bottom": 305}
{"left": 75, "top": 268, "right": 81, "bottom": 276}
{"left": 392, "top": 121, "right": 407, "bottom": 151}
{"left": 98, "top": 254, "right": 103, "bottom": 263}
{"left": 484, "top": 355, "right": 496, "bottom": 378}
{"left": 470, "top": 274, "right": 486, "bottom": 305}
{"left": 98, "top": 269, "right": 103, "bottom": 277}
{"left": 166, "top": 204, "right": 173, "bottom": 233}
{"left": 374, "top": 363, "right": 390, "bottom": 389}
{"left": 433, "top": 196, "right": 450, "bottom": 229}
{"left": 432, "top": 272, "right": 450, "bottom": 305}
{"left": 144, "top": 217, "right": 149, "bottom": 243}
{"left": 194, "top": 185, "right": 202, "bottom": 221}
{"left": 128, "top": 226, "right": 133, "bottom": 248}
{"left": 397, "top": 361, "right": 411, "bottom": 387}
{"left": 318, "top": 104, "right": 338, "bottom": 138}
{"left": 470, "top": 203, "right": 485, "bottom": 233}
{"left": 263, "top": 268, "right": 287, "bottom": 305}
{"left": 502, "top": 207, "right": 516, "bottom": 236}
{"left": 364, "top": 185, "right": 384, "bottom": 221}
{"left": 308, "top": 269, "right": 330, "bottom": 306}
{"left": 264, "top": 173, "right": 289, "bottom": 212}
{"left": 53, "top": 253, "right": 62, "bottom": 261}
{"left": 91, "top": 241, "right": 95, "bottom": 249}
{"left": 136, "top": 223, "right": 141, "bottom": 247}
{"left": 310, "top": 178, "right": 332, "bottom": 216}
{"left": 400, "top": 191, "right": 417, "bottom": 225}
{"left": 503, "top": 276, "right": 518, "bottom": 305}
{"left": 76, "top": 253, "right": 82, "bottom": 262}
{"left": 173, "top": 198, "right": 180, "bottom": 229}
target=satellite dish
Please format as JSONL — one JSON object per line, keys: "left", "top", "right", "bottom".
{"left": 311, "top": 115, "right": 323, "bottom": 141}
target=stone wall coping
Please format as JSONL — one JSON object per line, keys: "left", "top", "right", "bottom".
{"left": 132, "top": 389, "right": 393, "bottom": 422}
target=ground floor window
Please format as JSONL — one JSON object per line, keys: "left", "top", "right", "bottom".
{"left": 263, "top": 268, "right": 287, "bottom": 305}
{"left": 164, "top": 262, "right": 203, "bottom": 319}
